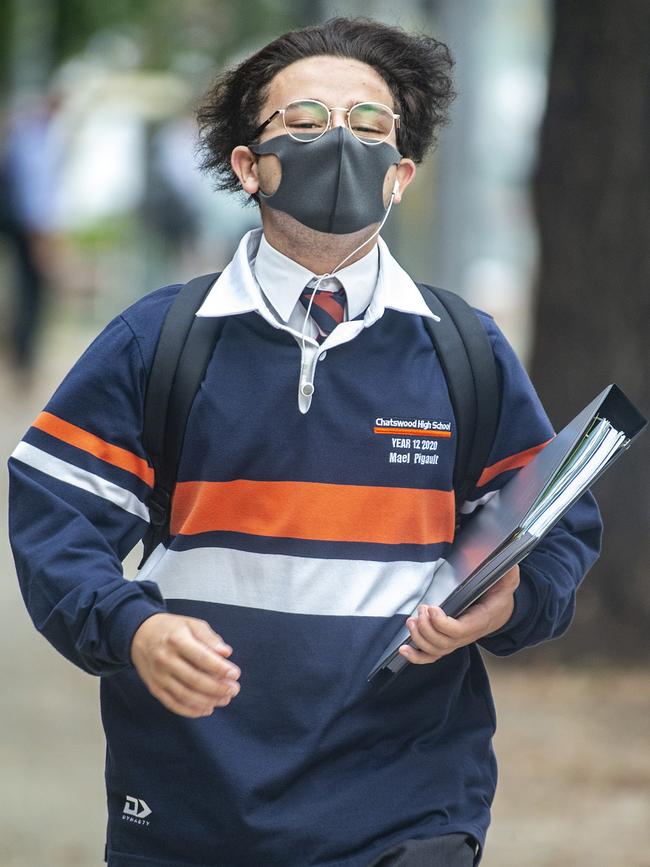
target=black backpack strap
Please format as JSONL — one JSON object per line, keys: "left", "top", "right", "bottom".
{"left": 416, "top": 284, "right": 500, "bottom": 511}
{"left": 140, "top": 272, "right": 222, "bottom": 566}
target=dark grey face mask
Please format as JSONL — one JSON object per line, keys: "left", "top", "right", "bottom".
{"left": 250, "top": 126, "right": 402, "bottom": 235}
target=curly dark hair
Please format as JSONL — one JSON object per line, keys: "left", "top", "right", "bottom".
{"left": 196, "top": 17, "right": 455, "bottom": 196}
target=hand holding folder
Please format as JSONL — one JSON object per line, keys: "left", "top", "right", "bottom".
{"left": 368, "top": 384, "right": 647, "bottom": 685}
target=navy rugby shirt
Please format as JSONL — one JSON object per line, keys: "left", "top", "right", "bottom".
{"left": 8, "top": 228, "right": 602, "bottom": 867}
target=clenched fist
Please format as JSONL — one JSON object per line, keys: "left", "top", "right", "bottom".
{"left": 131, "top": 613, "right": 241, "bottom": 718}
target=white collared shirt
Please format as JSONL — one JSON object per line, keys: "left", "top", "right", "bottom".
{"left": 196, "top": 227, "right": 439, "bottom": 413}
{"left": 254, "top": 232, "right": 380, "bottom": 337}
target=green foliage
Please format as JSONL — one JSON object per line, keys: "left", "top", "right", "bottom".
{"left": 0, "top": 4, "right": 13, "bottom": 95}
{"left": 0, "top": 0, "right": 314, "bottom": 93}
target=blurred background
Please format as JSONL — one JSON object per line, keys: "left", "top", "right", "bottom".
{"left": 0, "top": 1, "right": 648, "bottom": 866}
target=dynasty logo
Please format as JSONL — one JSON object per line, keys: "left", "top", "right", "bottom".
{"left": 122, "top": 795, "right": 152, "bottom": 826}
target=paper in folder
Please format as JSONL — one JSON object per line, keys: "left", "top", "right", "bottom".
{"left": 368, "top": 384, "right": 647, "bottom": 685}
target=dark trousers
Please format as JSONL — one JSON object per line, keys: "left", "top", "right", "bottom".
{"left": 8, "top": 227, "right": 46, "bottom": 370}
{"left": 367, "top": 834, "right": 477, "bottom": 867}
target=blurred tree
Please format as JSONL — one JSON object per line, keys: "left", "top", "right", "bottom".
{"left": 0, "top": 0, "right": 311, "bottom": 95}
{"left": 0, "top": 6, "right": 12, "bottom": 92}
{"left": 530, "top": 0, "right": 650, "bottom": 660}
{"left": 50, "top": 0, "right": 302, "bottom": 70}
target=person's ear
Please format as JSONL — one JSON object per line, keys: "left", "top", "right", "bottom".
{"left": 393, "top": 159, "right": 416, "bottom": 204}
{"left": 231, "top": 146, "right": 259, "bottom": 195}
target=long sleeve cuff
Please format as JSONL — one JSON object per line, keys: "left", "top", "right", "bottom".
{"left": 104, "top": 580, "right": 167, "bottom": 669}
{"left": 478, "top": 565, "right": 541, "bottom": 656}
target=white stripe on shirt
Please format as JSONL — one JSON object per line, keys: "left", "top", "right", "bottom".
{"left": 137, "top": 544, "right": 443, "bottom": 618}
{"left": 11, "top": 441, "right": 150, "bottom": 522}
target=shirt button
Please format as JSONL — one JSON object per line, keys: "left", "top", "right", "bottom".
{"left": 301, "top": 382, "right": 314, "bottom": 397}
{"left": 319, "top": 351, "right": 327, "bottom": 361}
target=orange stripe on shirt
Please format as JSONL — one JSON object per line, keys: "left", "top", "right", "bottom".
{"left": 171, "top": 479, "right": 455, "bottom": 546}
{"left": 477, "top": 439, "right": 552, "bottom": 488}
{"left": 373, "top": 427, "right": 452, "bottom": 438}
{"left": 32, "top": 411, "right": 154, "bottom": 487}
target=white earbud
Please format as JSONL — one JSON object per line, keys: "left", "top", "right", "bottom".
{"left": 392, "top": 179, "right": 400, "bottom": 196}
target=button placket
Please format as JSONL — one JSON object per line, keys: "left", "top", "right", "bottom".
{"left": 298, "top": 342, "right": 320, "bottom": 412}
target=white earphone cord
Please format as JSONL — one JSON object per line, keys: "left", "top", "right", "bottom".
{"left": 300, "top": 181, "right": 399, "bottom": 354}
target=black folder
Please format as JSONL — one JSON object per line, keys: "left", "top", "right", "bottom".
{"left": 368, "top": 384, "right": 647, "bottom": 684}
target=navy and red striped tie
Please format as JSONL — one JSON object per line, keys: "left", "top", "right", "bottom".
{"left": 299, "top": 278, "right": 347, "bottom": 343}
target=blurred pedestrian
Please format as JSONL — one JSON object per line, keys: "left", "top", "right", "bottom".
{"left": 141, "top": 114, "right": 202, "bottom": 277}
{"left": 0, "top": 93, "right": 63, "bottom": 384}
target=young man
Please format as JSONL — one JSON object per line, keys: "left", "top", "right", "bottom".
{"left": 8, "top": 18, "right": 601, "bottom": 867}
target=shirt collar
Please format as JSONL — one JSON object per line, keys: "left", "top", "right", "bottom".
{"left": 370, "top": 235, "right": 441, "bottom": 323}
{"left": 253, "top": 232, "right": 380, "bottom": 322}
{"left": 196, "top": 227, "right": 440, "bottom": 325}
{"left": 195, "top": 229, "right": 265, "bottom": 319}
